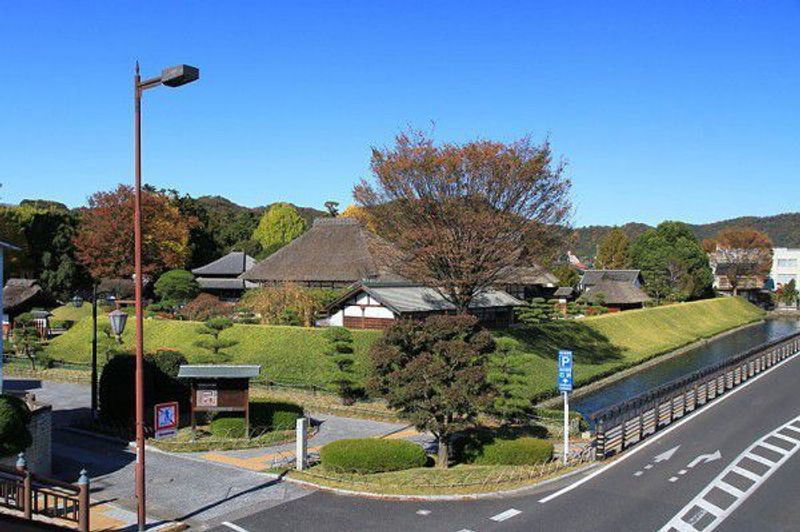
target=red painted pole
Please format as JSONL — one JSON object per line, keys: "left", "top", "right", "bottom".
{"left": 133, "top": 61, "right": 147, "bottom": 532}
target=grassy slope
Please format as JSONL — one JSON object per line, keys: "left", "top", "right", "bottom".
{"left": 50, "top": 304, "right": 93, "bottom": 322}
{"left": 497, "top": 297, "right": 765, "bottom": 398}
{"left": 45, "top": 316, "right": 381, "bottom": 388}
{"left": 46, "top": 297, "right": 763, "bottom": 397}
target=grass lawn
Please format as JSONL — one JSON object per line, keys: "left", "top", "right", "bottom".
{"left": 45, "top": 314, "right": 381, "bottom": 388}
{"left": 496, "top": 296, "right": 765, "bottom": 399}
{"left": 50, "top": 303, "right": 93, "bottom": 323}
{"left": 44, "top": 297, "right": 763, "bottom": 399}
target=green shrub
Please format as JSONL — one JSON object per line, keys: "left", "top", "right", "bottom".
{"left": 154, "top": 269, "right": 200, "bottom": 303}
{"left": 320, "top": 438, "right": 427, "bottom": 474}
{"left": 249, "top": 400, "right": 303, "bottom": 430}
{"left": 456, "top": 434, "right": 553, "bottom": 466}
{"left": 210, "top": 417, "right": 246, "bottom": 439}
{"left": 0, "top": 395, "right": 32, "bottom": 458}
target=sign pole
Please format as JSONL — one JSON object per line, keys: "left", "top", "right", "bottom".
{"left": 563, "top": 391, "right": 569, "bottom": 465}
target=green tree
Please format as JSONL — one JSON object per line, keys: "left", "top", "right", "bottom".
{"left": 154, "top": 269, "right": 200, "bottom": 304}
{"left": 630, "top": 221, "right": 713, "bottom": 303}
{"left": 194, "top": 317, "right": 238, "bottom": 355}
{"left": 11, "top": 313, "right": 50, "bottom": 370}
{"left": 515, "top": 297, "right": 557, "bottom": 326}
{"left": 0, "top": 396, "right": 32, "bottom": 457}
{"left": 251, "top": 203, "right": 308, "bottom": 257}
{"left": 595, "top": 227, "right": 631, "bottom": 269}
{"left": 777, "top": 279, "right": 799, "bottom": 307}
{"left": 368, "top": 315, "right": 495, "bottom": 468}
{"left": 323, "top": 327, "right": 359, "bottom": 404}
{"left": 552, "top": 264, "right": 580, "bottom": 287}
{"left": 486, "top": 339, "right": 534, "bottom": 424}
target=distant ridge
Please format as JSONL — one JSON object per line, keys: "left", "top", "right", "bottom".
{"left": 573, "top": 212, "right": 800, "bottom": 258}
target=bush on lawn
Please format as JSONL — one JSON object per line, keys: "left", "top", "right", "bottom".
{"left": 179, "top": 294, "right": 231, "bottom": 321}
{"left": 0, "top": 395, "right": 32, "bottom": 458}
{"left": 455, "top": 430, "right": 553, "bottom": 465}
{"left": 249, "top": 400, "right": 303, "bottom": 430}
{"left": 320, "top": 438, "right": 427, "bottom": 474}
{"left": 210, "top": 417, "right": 246, "bottom": 439}
{"left": 99, "top": 351, "right": 189, "bottom": 426}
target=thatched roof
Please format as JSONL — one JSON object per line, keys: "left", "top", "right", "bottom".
{"left": 3, "top": 279, "right": 44, "bottom": 311}
{"left": 192, "top": 252, "right": 255, "bottom": 276}
{"left": 578, "top": 270, "right": 649, "bottom": 305}
{"left": 241, "top": 218, "right": 403, "bottom": 284}
{"left": 496, "top": 264, "right": 559, "bottom": 286}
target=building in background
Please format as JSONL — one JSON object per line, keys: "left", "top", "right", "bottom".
{"left": 577, "top": 269, "right": 650, "bottom": 312}
{"left": 0, "top": 240, "right": 22, "bottom": 394}
{"left": 192, "top": 251, "right": 257, "bottom": 300}
{"left": 771, "top": 248, "right": 800, "bottom": 289}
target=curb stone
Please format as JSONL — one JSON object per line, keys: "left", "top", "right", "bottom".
{"left": 282, "top": 462, "right": 600, "bottom": 501}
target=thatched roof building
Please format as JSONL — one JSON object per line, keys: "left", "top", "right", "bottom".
{"left": 241, "top": 218, "right": 403, "bottom": 288}
{"left": 3, "top": 279, "right": 53, "bottom": 319}
{"left": 578, "top": 269, "right": 650, "bottom": 310}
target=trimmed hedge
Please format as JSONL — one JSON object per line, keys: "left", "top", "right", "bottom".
{"left": 320, "top": 438, "right": 427, "bottom": 474}
{"left": 210, "top": 417, "right": 247, "bottom": 439}
{"left": 250, "top": 400, "right": 304, "bottom": 430}
{"left": 458, "top": 436, "right": 553, "bottom": 466}
{"left": 0, "top": 395, "right": 32, "bottom": 458}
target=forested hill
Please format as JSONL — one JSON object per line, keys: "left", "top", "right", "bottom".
{"left": 574, "top": 213, "right": 800, "bottom": 258}
{"left": 195, "top": 195, "right": 327, "bottom": 227}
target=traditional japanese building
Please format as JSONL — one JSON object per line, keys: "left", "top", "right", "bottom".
{"left": 192, "top": 251, "right": 257, "bottom": 300}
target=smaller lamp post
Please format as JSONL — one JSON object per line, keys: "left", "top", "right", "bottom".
{"left": 108, "top": 310, "right": 128, "bottom": 345}
{"left": 71, "top": 295, "right": 84, "bottom": 308}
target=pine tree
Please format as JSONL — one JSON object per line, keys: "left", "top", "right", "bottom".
{"left": 194, "top": 317, "right": 238, "bottom": 356}
{"left": 486, "top": 339, "right": 534, "bottom": 425}
{"left": 516, "top": 297, "right": 558, "bottom": 326}
{"left": 323, "top": 327, "right": 359, "bottom": 404}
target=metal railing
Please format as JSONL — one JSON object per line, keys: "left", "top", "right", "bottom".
{"left": 592, "top": 331, "right": 800, "bottom": 458}
{"left": 0, "top": 453, "right": 89, "bottom": 531}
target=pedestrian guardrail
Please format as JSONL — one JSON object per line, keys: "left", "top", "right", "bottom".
{"left": 0, "top": 453, "right": 90, "bottom": 531}
{"left": 591, "top": 331, "right": 800, "bottom": 459}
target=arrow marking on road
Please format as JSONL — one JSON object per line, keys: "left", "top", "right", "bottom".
{"left": 654, "top": 446, "right": 680, "bottom": 463}
{"left": 688, "top": 450, "right": 722, "bottom": 468}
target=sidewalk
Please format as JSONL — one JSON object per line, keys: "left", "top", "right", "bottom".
{"left": 195, "top": 413, "right": 430, "bottom": 471}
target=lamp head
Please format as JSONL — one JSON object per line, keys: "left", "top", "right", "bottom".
{"left": 161, "top": 65, "right": 200, "bottom": 87}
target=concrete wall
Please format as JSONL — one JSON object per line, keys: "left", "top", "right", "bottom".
{"left": 328, "top": 291, "right": 396, "bottom": 326}
{"left": 772, "top": 247, "right": 800, "bottom": 288}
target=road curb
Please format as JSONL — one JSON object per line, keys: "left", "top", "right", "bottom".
{"left": 281, "top": 462, "right": 601, "bottom": 501}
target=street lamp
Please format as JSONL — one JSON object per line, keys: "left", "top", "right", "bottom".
{"left": 108, "top": 309, "right": 128, "bottom": 343}
{"left": 71, "top": 295, "right": 84, "bottom": 308}
{"left": 132, "top": 62, "right": 199, "bottom": 531}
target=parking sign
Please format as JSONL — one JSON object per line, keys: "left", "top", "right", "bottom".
{"left": 558, "top": 350, "right": 573, "bottom": 392}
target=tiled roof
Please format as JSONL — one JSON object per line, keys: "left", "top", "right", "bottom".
{"left": 177, "top": 365, "right": 261, "bottom": 379}
{"left": 192, "top": 252, "right": 256, "bottom": 276}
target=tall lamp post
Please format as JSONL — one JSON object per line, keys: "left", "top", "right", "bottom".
{"left": 133, "top": 62, "right": 199, "bottom": 531}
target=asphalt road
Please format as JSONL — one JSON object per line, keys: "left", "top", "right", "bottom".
{"left": 211, "top": 349, "right": 800, "bottom": 532}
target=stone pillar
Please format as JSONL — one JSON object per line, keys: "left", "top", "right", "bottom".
{"left": 296, "top": 417, "right": 308, "bottom": 471}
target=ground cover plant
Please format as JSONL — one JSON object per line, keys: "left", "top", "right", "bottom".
{"left": 320, "top": 438, "right": 427, "bottom": 474}
{"left": 45, "top": 297, "right": 763, "bottom": 400}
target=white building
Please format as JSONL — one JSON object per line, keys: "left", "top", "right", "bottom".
{"left": 771, "top": 248, "right": 800, "bottom": 289}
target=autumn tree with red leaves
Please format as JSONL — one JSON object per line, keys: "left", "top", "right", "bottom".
{"left": 74, "top": 185, "right": 196, "bottom": 279}
{"left": 704, "top": 228, "right": 773, "bottom": 296}
{"left": 354, "top": 130, "right": 572, "bottom": 312}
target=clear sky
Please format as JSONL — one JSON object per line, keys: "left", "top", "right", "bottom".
{"left": 1, "top": 1, "right": 798, "bottom": 227}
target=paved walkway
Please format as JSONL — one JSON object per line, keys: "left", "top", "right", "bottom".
{"left": 5, "top": 377, "right": 432, "bottom": 529}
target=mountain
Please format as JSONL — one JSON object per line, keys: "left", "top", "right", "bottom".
{"left": 196, "top": 195, "right": 327, "bottom": 227}
{"left": 572, "top": 213, "right": 800, "bottom": 258}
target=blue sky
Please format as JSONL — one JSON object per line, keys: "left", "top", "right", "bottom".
{"left": 1, "top": 1, "right": 798, "bottom": 226}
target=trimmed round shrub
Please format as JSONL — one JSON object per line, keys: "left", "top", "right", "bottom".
{"left": 210, "top": 417, "right": 246, "bottom": 439}
{"left": 459, "top": 436, "right": 553, "bottom": 466}
{"left": 249, "top": 401, "right": 303, "bottom": 430}
{"left": 0, "top": 395, "right": 33, "bottom": 457}
{"left": 154, "top": 269, "right": 199, "bottom": 303}
{"left": 320, "top": 438, "right": 427, "bottom": 474}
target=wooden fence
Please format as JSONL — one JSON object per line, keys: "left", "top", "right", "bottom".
{"left": 0, "top": 453, "right": 89, "bottom": 531}
{"left": 592, "top": 331, "right": 800, "bottom": 458}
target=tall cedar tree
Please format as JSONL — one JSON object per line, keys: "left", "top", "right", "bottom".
{"left": 368, "top": 314, "right": 495, "bottom": 468}
{"left": 323, "top": 327, "right": 359, "bottom": 404}
{"left": 703, "top": 228, "right": 773, "bottom": 296}
{"left": 354, "top": 130, "right": 571, "bottom": 312}
{"left": 251, "top": 203, "right": 308, "bottom": 257}
{"left": 595, "top": 227, "right": 631, "bottom": 269}
{"left": 74, "top": 185, "right": 196, "bottom": 279}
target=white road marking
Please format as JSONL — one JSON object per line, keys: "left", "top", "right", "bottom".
{"left": 654, "top": 446, "right": 681, "bottom": 462}
{"left": 455, "top": 529, "right": 475, "bottom": 532}
{"left": 659, "top": 413, "right": 800, "bottom": 532}
{"left": 730, "top": 465, "right": 760, "bottom": 482}
{"left": 678, "top": 469, "right": 687, "bottom": 475}
{"left": 644, "top": 464, "right": 653, "bottom": 469}
{"left": 633, "top": 470, "right": 643, "bottom": 477}
{"left": 669, "top": 476, "right": 679, "bottom": 482}
{"left": 490, "top": 508, "right": 521, "bottom": 522}
{"left": 221, "top": 522, "right": 250, "bottom": 532}
{"left": 416, "top": 509, "right": 431, "bottom": 516}
{"left": 744, "top": 452, "right": 774, "bottom": 466}
{"left": 538, "top": 349, "right": 800, "bottom": 504}
{"left": 773, "top": 432, "right": 799, "bottom": 444}
{"left": 758, "top": 441, "right": 790, "bottom": 454}
{"left": 687, "top": 450, "right": 721, "bottom": 468}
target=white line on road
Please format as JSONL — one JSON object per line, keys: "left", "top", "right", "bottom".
{"left": 222, "top": 522, "right": 250, "bottom": 532}
{"left": 658, "top": 413, "right": 800, "bottom": 532}
{"left": 490, "top": 508, "right": 521, "bottom": 522}
{"left": 416, "top": 509, "right": 432, "bottom": 516}
{"left": 538, "top": 348, "right": 800, "bottom": 504}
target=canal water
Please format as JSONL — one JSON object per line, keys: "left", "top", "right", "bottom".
{"left": 572, "top": 318, "right": 800, "bottom": 417}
